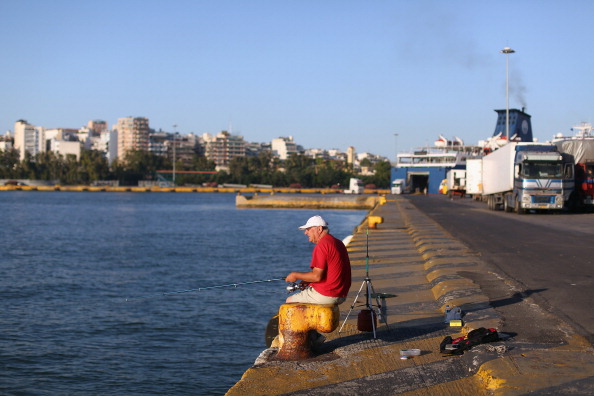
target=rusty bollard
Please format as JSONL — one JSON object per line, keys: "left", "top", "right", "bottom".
{"left": 276, "top": 303, "right": 339, "bottom": 360}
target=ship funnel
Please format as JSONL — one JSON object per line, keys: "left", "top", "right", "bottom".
{"left": 492, "top": 108, "right": 533, "bottom": 142}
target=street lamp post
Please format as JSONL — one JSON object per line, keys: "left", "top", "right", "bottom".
{"left": 393, "top": 133, "right": 399, "bottom": 165}
{"left": 500, "top": 47, "right": 515, "bottom": 140}
{"left": 172, "top": 124, "right": 177, "bottom": 186}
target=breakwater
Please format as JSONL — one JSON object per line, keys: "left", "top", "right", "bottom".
{"left": 236, "top": 193, "right": 384, "bottom": 209}
{"left": 0, "top": 184, "right": 389, "bottom": 195}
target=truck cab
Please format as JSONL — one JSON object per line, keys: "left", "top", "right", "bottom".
{"left": 446, "top": 169, "right": 466, "bottom": 198}
{"left": 391, "top": 178, "right": 406, "bottom": 194}
{"left": 344, "top": 178, "right": 364, "bottom": 194}
{"left": 505, "top": 146, "right": 568, "bottom": 213}
{"left": 483, "top": 142, "right": 571, "bottom": 213}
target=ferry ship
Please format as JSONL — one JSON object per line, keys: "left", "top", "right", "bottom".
{"left": 391, "top": 109, "right": 534, "bottom": 194}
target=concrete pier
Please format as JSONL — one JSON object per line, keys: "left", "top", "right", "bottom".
{"left": 226, "top": 196, "right": 594, "bottom": 395}
{"left": 236, "top": 193, "right": 382, "bottom": 209}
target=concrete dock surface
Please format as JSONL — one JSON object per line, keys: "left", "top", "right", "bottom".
{"left": 227, "top": 196, "right": 594, "bottom": 395}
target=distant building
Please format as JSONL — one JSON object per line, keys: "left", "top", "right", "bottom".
{"left": 45, "top": 128, "right": 84, "bottom": 159}
{"left": 149, "top": 130, "right": 170, "bottom": 157}
{"left": 45, "top": 128, "right": 79, "bottom": 142}
{"left": 245, "top": 141, "right": 270, "bottom": 157}
{"left": 304, "top": 148, "right": 329, "bottom": 160}
{"left": 96, "top": 129, "right": 118, "bottom": 165}
{"left": 346, "top": 146, "right": 356, "bottom": 165}
{"left": 14, "top": 120, "right": 45, "bottom": 160}
{"left": 83, "top": 120, "right": 110, "bottom": 153}
{"left": 271, "top": 136, "right": 298, "bottom": 160}
{"left": 357, "top": 152, "right": 387, "bottom": 164}
{"left": 77, "top": 127, "right": 92, "bottom": 150}
{"left": 49, "top": 139, "right": 81, "bottom": 160}
{"left": 149, "top": 130, "right": 200, "bottom": 166}
{"left": 0, "top": 132, "right": 13, "bottom": 151}
{"left": 87, "top": 120, "right": 108, "bottom": 137}
{"left": 200, "top": 130, "right": 246, "bottom": 170}
{"left": 116, "top": 117, "right": 150, "bottom": 161}
{"left": 170, "top": 133, "right": 200, "bottom": 165}
{"left": 328, "top": 149, "right": 347, "bottom": 162}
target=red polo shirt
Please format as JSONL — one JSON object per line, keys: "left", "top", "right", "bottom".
{"left": 310, "top": 233, "right": 351, "bottom": 297}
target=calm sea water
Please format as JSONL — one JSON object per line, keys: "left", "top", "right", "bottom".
{"left": 0, "top": 192, "right": 364, "bottom": 396}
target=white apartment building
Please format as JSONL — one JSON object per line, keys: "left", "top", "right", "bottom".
{"left": 45, "top": 128, "right": 79, "bottom": 141}
{"left": 96, "top": 129, "right": 117, "bottom": 165}
{"left": 327, "top": 149, "right": 347, "bottom": 162}
{"left": 271, "top": 136, "right": 298, "bottom": 160}
{"left": 76, "top": 127, "right": 93, "bottom": 150}
{"left": 200, "top": 131, "right": 246, "bottom": 170}
{"left": 0, "top": 132, "right": 12, "bottom": 151}
{"left": 44, "top": 128, "right": 84, "bottom": 159}
{"left": 14, "top": 120, "right": 45, "bottom": 160}
{"left": 304, "top": 148, "right": 329, "bottom": 160}
{"left": 358, "top": 152, "right": 387, "bottom": 164}
{"left": 49, "top": 139, "right": 81, "bottom": 160}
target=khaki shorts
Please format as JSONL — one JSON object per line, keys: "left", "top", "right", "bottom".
{"left": 289, "top": 287, "right": 346, "bottom": 305}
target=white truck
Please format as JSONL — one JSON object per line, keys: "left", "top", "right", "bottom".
{"left": 391, "top": 178, "right": 406, "bottom": 194}
{"left": 344, "top": 178, "right": 364, "bottom": 194}
{"left": 445, "top": 169, "right": 466, "bottom": 198}
{"left": 482, "top": 142, "right": 571, "bottom": 213}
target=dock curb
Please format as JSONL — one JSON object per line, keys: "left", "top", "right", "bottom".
{"left": 395, "top": 198, "right": 503, "bottom": 333}
{"left": 226, "top": 195, "right": 594, "bottom": 395}
{"left": 399, "top": 197, "right": 594, "bottom": 394}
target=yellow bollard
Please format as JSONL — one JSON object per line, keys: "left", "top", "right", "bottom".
{"left": 276, "top": 303, "right": 339, "bottom": 360}
{"left": 368, "top": 216, "right": 384, "bottom": 229}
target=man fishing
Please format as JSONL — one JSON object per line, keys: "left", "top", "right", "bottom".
{"left": 285, "top": 215, "right": 351, "bottom": 305}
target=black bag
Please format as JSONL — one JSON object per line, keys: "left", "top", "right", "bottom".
{"left": 440, "top": 327, "right": 499, "bottom": 355}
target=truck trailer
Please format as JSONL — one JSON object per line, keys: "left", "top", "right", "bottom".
{"left": 482, "top": 142, "right": 572, "bottom": 213}
{"left": 553, "top": 136, "right": 594, "bottom": 211}
{"left": 465, "top": 158, "right": 483, "bottom": 198}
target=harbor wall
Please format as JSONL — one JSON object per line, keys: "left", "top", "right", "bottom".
{"left": 235, "top": 194, "right": 383, "bottom": 210}
{"left": 0, "top": 184, "right": 389, "bottom": 196}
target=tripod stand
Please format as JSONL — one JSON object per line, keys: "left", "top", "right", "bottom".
{"left": 338, "top": 229, "right": 389, "bottom": 339}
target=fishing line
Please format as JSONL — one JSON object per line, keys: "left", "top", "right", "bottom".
{"left": 125, "top": 277, "right": 285, "bottom": 301}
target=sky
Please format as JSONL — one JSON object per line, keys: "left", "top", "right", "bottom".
{"left": 1, "top": 0, "right": 593, "bottom": 160}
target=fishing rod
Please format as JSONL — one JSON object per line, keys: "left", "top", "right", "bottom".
{"left": 126, "top": 277, "right": 286, "bottom": 301}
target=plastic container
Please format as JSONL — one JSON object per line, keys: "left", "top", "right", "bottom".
{"left": 399, "top": 348, "right": 421, "bottom": 357}
{"left": 444, "top": 305, "right": 462, "bottom": 323}
{"left": 357, "top": 309, "right": 377, "bottom": 332}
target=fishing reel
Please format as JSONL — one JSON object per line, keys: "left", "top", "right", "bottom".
{"left": 286, "top": 282, "right": 308, "bottom": 293}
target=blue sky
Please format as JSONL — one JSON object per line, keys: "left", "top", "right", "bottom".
{"left": 1, "top": 0, "right": 593, "bottom": 160}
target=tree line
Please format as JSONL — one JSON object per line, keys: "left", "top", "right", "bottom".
{"left": 0, "top": 148, "right": 391, "bottom": 188}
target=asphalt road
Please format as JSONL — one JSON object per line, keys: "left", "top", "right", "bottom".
{"left": 405, "top": 194, "right": 594, "bottom": 345}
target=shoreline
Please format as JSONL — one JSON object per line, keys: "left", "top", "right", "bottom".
{"left": 0, "top": 184, "right": 389, "bottom": 196}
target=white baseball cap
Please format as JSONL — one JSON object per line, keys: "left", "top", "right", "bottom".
{"left": 298, "top": 215, "right": 328, "bottom": 230}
